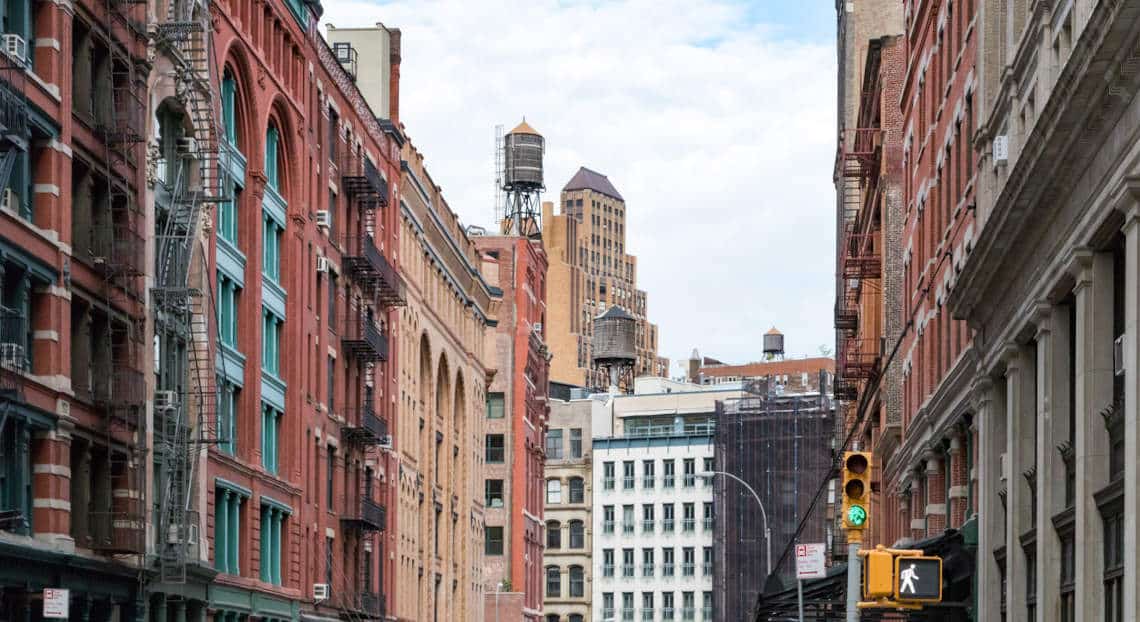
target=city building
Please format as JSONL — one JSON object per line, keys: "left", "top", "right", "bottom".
{"left": 542, "top": 397, "right": 594, "bottom": 622}
{"left": 547, "top": 167, "right": 661, "bottom": 388}
{"left": 390, "top": 139, "right": 497, "bottom": 622}
{"left": 948, "top": 1, "right": 1140, "bottom": 620}
{"left": 475, "top": 234, "right": 550, "bottom": 622}
{"left": 712, "top": 374, "right": 836, "bottom": 621}
{"left": 833, "top": 30, "right": 908, "bottom": 552}
{"left": 0, "top": 0, "right": 150, "bottom": 612}
{"left": 198, "top": 9, "right": 406, "bottom": 622}
{"left": 590, "top": 379, "right": 728, "bottom": 622}
{"left": 687, "top": 350, "right": 835, "bottom": 393}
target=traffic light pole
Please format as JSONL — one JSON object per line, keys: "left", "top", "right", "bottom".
{"left": 846, "top": 541, "right": 861, "bottom": 622}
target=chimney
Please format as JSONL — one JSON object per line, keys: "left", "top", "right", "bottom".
{"left": 388, "top": 28, "right": 401, "bottom": 124}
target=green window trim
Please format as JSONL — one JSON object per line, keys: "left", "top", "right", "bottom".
{"left": 261, "top": 215, "right": 282, "bottom": 283}
{"left": 222, "top": 72, "right": 238, "bottom": 145}
{"left": 259, "top": 503, "right": 286, "bottom": 585}
{"left": 214, "top": 487, "right": 243, "bottom": 574}
{"left": 261, "top": 309, "right": 282, "bottom": 376}
{"left": 265, "top": 125, "right": 279, "bottom": 191}
{"left": 261, "top": 403, "right": 282, "bottom": 475}
{"left": 217, "top": 378, "right": 237, "bottom": 455}
{"left": 486, "top": 392, "right": 504, "bottom": 419}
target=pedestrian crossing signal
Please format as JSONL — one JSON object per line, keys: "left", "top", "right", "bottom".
{"left": 894, "top": 556, "right": 942, "bottom": 603}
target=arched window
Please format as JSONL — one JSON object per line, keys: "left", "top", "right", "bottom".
{"left": 545, "top": 565, "right": 561, "bottom": 597}
{"left": 546, "top": 520, "right": 561, "bottom": 549}
{"left": 546, "top": 479, "right": 561, "bottom": 504}
{"left": 569, "top": 565, "right": 584, "bottom": 597}
{"left": 568, "top": 520, "right": 584, "bottom": 549}
{"left": 569, "top": 615, "right": 584, "bottom": 622}
{"left": 265, "top": 123, "right": 281, "bottom": 190}
{"left": 568, "top": 477, "right": 585, "bottom": 504}
{"left": 545, "top": 616, "right": 559, "bottom": 622}
{"left": 222, "top": 69, "right": 239, "bottom": 146}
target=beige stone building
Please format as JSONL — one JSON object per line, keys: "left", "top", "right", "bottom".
{"left": 542, "top": 397, "right": 595, "bottom": 622}
{"left": 545, "top": 168, "right": 662, "bottom": 388}
{"left": 394, "top": 141, "right": 497, "bottom": 622}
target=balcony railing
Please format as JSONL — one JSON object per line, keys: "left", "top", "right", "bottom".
{"left": 643, "top": 475, "right": 655, "bottom": 489}
{"left": 603, "top": 563, "right": 614, "bottom": 577}
{"left": 682, "top": 608, "right": 695, "bottom": 621}
{"left": 339, "top": 145, "right": 389, "bottom": 209}
{"left": 642, "top": 610, "right": 654, "bottom": 621}
{"left": 603, "top": 477, "right": 615, "bottom": 490}
{"left": 603, "top": 520, "right": 614, "bottom": 534}
{"left": 662, "top": 519, "right": 674, "bottom": 533}
{"left": 93, "top": 366, "right": 146, "bottom": 410}
{"left": 342, "top": 399, "right": 388, "bottom": 444}
{"left": 622, "top": 607, "right": 634, "bottom": 621}
{"left": 642, "top": 564, "right": 654, "bottom": 578}
{"left": 682, "top": 519, "right": 695, "bottom": 532}
{"left": 623, "top": 476, "right": 635, "bottom": 489}
{"left": 90, "top": 225, "right": 145, "bottom": 277}
{"left": 342, "top": 497, "right": 386, "bottom": 532}
{"left": 642, "top": 519, "right": 655, "bottom": 533}
{"left": 662, "top": 563, "right": 674, "bottom": 577}
{"left": 703, "top": 517, "right": 714, "bottom": 531}
{"left": 341, "top": 314, "right": 388, "bottom": 362}
{"left": 702, "top": 607, "right": 712, "bottom": 619}
{"left": 683, "top": 474, "right": 696, "bottom": 487}
{"left": 342, "top": 234, "right": 405, "bottom": 307}
{"left": 663, "top": 608, "right": 675, "bottom": 621}
{"left": 621, "top": 564, "right": 634, "bottom": 578}
{"left": 0, "top": 60, "right": 27, "bottom": 145}
{"left": 703, "top": 563, "right": 713, "bottom": 576}
{"left": 622, "top": 522, "right": 634, "bottom": 534}
{"left": 663, "top": 475, "right": 675, "bottom": 488}
{"left": 682, "top": 563, "right": 695, "bottom": 576}
{"left": 602, "top": 608, "right": 615, "bottom": 620}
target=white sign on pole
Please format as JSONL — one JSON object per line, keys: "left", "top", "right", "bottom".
{"left": 43, "top": 589, "right": 69, "bottom": 619}
{"left": 795, "top": 543, "right": 827, "bottom": 580}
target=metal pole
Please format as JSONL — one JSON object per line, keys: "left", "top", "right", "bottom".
{"left": 702, "top": 470, "right": 771, "bottom": 575}
{"left": 797, "top": 578, "right": 805, "bottom": 622}
{"left": 846, "top": 542, "right": 860, "bottom": 622}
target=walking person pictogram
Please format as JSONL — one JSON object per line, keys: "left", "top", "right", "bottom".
{"left": 899, "top": 563, "right": 919, "bottom": 594}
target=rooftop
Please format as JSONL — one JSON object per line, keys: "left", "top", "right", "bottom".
{"left": 562, "top": 166, "right": 624, "bottom": 201}
{"left": 698, "top": 356, "right": 834, "bottom": 379}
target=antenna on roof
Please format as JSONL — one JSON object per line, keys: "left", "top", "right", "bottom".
{"left": 493, "top": 124, "right": 504, "bottom": 226}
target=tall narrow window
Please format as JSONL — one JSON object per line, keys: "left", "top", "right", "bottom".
{"left": 222, "top": 70, "right": 238, "bottom": 145}
{"left": 486, "top": 392, "right": 505, "bottom": 418}
{"left": 326, "top": 445, "right": 335, "bottom": 509}
{"left": 266, "top": 124, "right": 280, "bottom": 190}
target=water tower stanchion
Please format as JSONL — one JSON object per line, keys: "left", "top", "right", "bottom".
{"left": 499, "top": 119, "right": 545, "bottom": 237}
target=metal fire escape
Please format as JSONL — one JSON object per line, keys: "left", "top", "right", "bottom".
{"left": 834, "top": 126, "right": 883, "bottom": 403}
{"left": 153, "top": 0, "right": 228, "bottom": 584}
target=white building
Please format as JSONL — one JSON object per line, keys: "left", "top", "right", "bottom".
{"left": 591, "top": 430, "right": 716, "bottom": 620}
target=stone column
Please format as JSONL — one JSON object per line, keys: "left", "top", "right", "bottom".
{"left": 227, "top": 493, "right": 240, "bottom": 574}
{"left": 270, "top": 508, "right": 281, "bottom": 585}
{"left": 31, "top": 428, "right": 72, "bottom": 546}
{"left": 1004, "top": 342, "right": 1035, "bottom": 618}
{"left": 1034, "top": 303, "right": 1066, "bottom": 622}
{"left": 923, "top": 449, "right": 946, "bottom": 536}
{"left": 947, "top": 432, "right": 968, "bottom": 527}
{"left": 976, "top": 375, "right": 1004, "bottom": 622}
{"left": 173, "top": 599, "right": 186, "bottom": 622}
{"left": 909, "top": 471, "right": 925, "bottom": 541}
{"left": 1070, "top": 250, "right": 1112, "bottom": 622}
{"left": 1123, "top": 207, "right": 1140, "bottom": 622}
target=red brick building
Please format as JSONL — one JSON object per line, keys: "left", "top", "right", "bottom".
{"left": 476, "top": 235, "right": 550, "bottom": 621}
{"left": 890, "top": 0, "right": 979, "bottom": 545}
{"left": 195, "top": 3, "right": 405, "bottom": 620}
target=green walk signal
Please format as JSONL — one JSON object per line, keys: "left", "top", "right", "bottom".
{"left": 847, "top": 504, "right": 867, "bottom": 527}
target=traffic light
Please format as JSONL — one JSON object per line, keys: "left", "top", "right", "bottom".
{"left": 842, "top": 451, "right": 871, "bottom": 536}
{"left": 861, "top": 548, "right": 894, "bottom": 599}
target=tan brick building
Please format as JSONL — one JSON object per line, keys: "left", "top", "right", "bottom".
{"left": 545, "top": 168, "right": 661, "bottom": 388}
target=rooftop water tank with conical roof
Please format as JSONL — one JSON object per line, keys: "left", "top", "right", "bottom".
{"left": 763, "top": 327, "right": 785, "bottom": 357}
{"left": 503, "top": 119, "right": 544, "bottom": 190}
{"left": 592, "top": 306, "right": 637, "bottom": 366}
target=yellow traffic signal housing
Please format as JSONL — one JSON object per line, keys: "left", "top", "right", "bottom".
{"left": 862, "top": 549, "right": 894, "bottom": 599}
{"left": 894, "top": 556, "right": 942, "bottom": 603}
{"left": 842, "top": 451, "right": 872, "bottom": 534}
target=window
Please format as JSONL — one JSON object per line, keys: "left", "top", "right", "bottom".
{"left": 603, "top": 505, "right": 615, "bottom": 534}
{"left": 486, "top": 392, "right": 504, "bottom": 418}
{"left": 222, "top": 70, "right": 238, "bottom": 145}
{"left": 327, "top": 107, "right": 339, "bottom": 163}
{"left": 683, "top": 547, "right": 695, "bottom": 576}
{"left": 485, "top": 526, "right": 504, "bottom": 555}
{"left": 569, "top": 520, "right": 585, "bottom": 549}
{"left": 663, "top": 547, "right": 675, "bottom": 576}
{"left": 261, "top": 404, "right": 282, "bottom": 475}
{"left": 569, "top": 477, "right": 585, "bottom": 504}
{"left": 217, "top": 273, "right": 239, "bottom": 346}
{"left": 570, "top": 616, "right": 583, "bottom": 622}
{"left": 327, "top": 272, "right": 338, "bottom": 329}
{"left": 546, "top": 429, "right": 563, "bottom": 459}
{"left": 325, "top": 445, "right": 335, "bottom": 509}
{"left": 603, "top": 548, "right": 615, "bottom": 577}
{"left": 622, "top": 593, "right": 634, "bottom": 622}
{"left": 325, "top": 536, "right": 334, "bottom": 589}
{"left": 622, "top": 505, "right": 634, "bottom": 534}
{"left": 259, "top": 503, "right": 288, "bottom": 585}
{"left": 265, "top": 124, "right": 281, "bottom": 190}
{"left": 569, "top": 428, "right": 582, "bottom": 458}
{"left": 663, "top": 593, "right": 675, "bottom": 620}
{"left": 642, "top": 548, "right": 655, "bottom": 577}
{"left": 327, "top": 355, "right": 335, "bottom": 413}
{"left": 603, "top": 461, "right": 615, "bottom": 490}
{"left": 602, "top": 593, "right": 615, "bottom": 620}
{"left": 545, "top": 566, "right": 561, "bottom": 597}
{"left": 547, "top": 520, "right": 561, "bottom": 549}
{"left": 217, "top": 379, "right": 238, "bottom": 455}
{"left": 683, "top": 458, "right": 696, "bottom": 487}
{"left": 663, "top": 503, "right": 675, "bottom": 532}
{"left": 642, "top": 593, "right": 654, "bottom": 621}
{"left": 682, "top": 592, "right": 695, "bottom": 621}
{"left": 485, "top": 479, "right": 504, "bottom": 508}
{"left": 702, "top": 592, "right": 713, "bottom": 619}
{"left": 485, "top": 434, "right": 505, "bottom": 462}
{"left": 703, "top": 502, "right": 714, "bottom": 530}
{"left": 642, "top": 504, "right": 655, "bottom": 533}
{"left": 214, "top": 487, "right": 244, "bottom": 574}
{"left": 1101, "top": 487, "right": 1124, "bottom": 622}
{"left": 569, "top": 565, "right": 584, "bottom": 597}
{"left": 703, "top": 547, "right": 713, "bottom": 575}
{"left": 262, "top": 218, "right": 282, "bottom": 282}
{"left": 623, "top": 461, "right": 635, "bottom": 489}
{"left": 547, "top": 479, "right": 562, "bottom": 504}
{"left": 261, "top": 310, "right": 282, "bottom": 375}
{"left": 622, "top": 548, "right": 634, "bottom": 577}
{"left": 663, "top": 459, "right": 675, "bottom": 488}
{"left": 642, "top": 460, "right": 655, "bottom": 488}
{"left": 683, "top": 502, "right": 695, "bottom": 532}
{"left": 703, "top": 457, "right": 714, "bottom": 478}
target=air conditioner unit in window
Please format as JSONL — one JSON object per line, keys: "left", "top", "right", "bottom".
{"left": 316, "top": 256, "right": 330, "bottom": 273}
{"left": 993, "top": 135, "right": 1009, "bottom": 164}
{"left": 0, "top": 188, "right": 18, "bottom": 213}
{"left": 166, "top": 522, "right": 199, "bottom": 545}
{"left": 0, "top": 342, "right": 25, "bottom": 370}
{"left": 313, "top": 583, "right": 330, "bottom": 602}
{"left": 316, "top": 210, "right": 331, "bottom": 229}
{"left": 155, "top": 390, "right": 179, "bottom": 411}
{"left": 1, "top": 34, "right": 26, "bottom": 64}
{"left": 176, "top": 137, "right": 198, "bottom": 155}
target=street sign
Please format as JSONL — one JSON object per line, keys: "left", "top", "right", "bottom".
{"left": 894, "top": 556, "right": 942, "bottom": 602}
{"left": 43, "top": 589, "right": 69, "bottom": 618}
{"left": 795, "top": 543, "right": 827, "bottom": 579}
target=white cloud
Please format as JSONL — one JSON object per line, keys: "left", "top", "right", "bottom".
{"left": 322, "top": 0, "right": 836, "bottom": 372}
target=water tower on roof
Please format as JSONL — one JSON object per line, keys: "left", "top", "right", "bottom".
{"left": 498, "top": 119, "right": 544, "bottom": 237}
{"left": 592, "top": 306, "right": 637, "bottom": 392}
{"left": 763, "top": 327, "right": 785, "bottom": 361}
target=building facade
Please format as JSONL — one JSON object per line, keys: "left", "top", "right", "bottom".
{"left": 547, "top": 167, "right": 662, "bottom": 388}
{"left": 542, "top": 200, "right": 589, "bottom": 388}
{"left": 542, "top": 397, "right": 594, "bottom": 622}
{"left": 949, "top": 1, "right": 1140, "bottom": 620}
{"left": 591, "top": 435, "right": 715, "bottom": 622}
{"left": 475, "top": 235, "right": 550, "bottom": 621}
{"left": 393, "top": 141, "right": 496, "bottom": 622}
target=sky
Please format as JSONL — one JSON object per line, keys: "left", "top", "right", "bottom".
{"left": 321, "top": 0, "right": 837, "bottom": 375}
